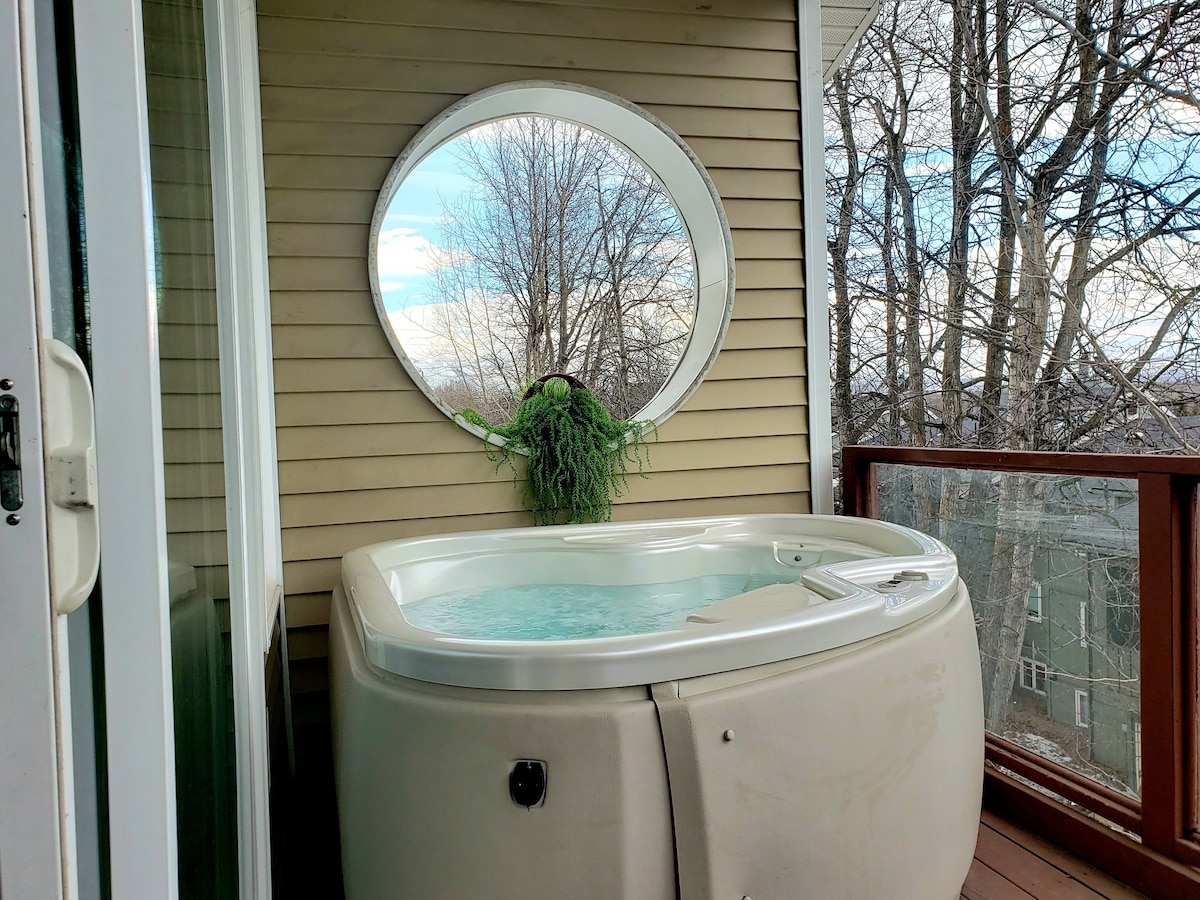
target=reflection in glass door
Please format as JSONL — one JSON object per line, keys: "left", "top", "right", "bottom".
{"left": 143, "top": 0, "right": 239, "bottom": 895}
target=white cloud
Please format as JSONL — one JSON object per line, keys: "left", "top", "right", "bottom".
{"left": 376, "top": 227, "right": 439, "bottom": 279}
{"left": 907, "top": 160, "right": 953, "bottom": 176}
{"left": 388, "top": 307, "right": 439, "bottom": 356}
{"left": 387, "top": 294, "right": 498, "bottom": 385}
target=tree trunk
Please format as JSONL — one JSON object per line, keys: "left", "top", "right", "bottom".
{"left": 979, "top": 473, "right": 1047, "bottom": 729}
{"left": 829, "top": 73, "right": 859, "bottom": 445}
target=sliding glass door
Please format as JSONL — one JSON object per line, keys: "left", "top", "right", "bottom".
{"left": 1, "top": 1, "right": 277, "bottom": 897}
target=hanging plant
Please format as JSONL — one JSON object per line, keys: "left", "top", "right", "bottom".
{"left": 458, "top": 374, "right": 654, "bottom": 525}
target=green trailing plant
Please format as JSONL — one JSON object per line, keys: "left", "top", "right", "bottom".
{"left": 459, "top": 375, "right": 654, "bottom": 525}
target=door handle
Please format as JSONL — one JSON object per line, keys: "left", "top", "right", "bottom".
{"left": 44, "top": 339, "right": 99, "bottom": 615}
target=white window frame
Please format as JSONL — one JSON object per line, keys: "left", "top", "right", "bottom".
{"left": 1079, "top": 600, "right": 1088, "bottom": 649}
{"left": 1134, "top": 720, "right": 1142, "bottom": 792}
{"left": 1075, "top": 689, "right": 1090, "bottom": 727}
{"left": 1026, "top": 582, "right": 1043, "bottom": 622}
{"left": 368, "top": 81, "right": 735, "bottom": 441}
{"left": 1020, "top": 657, "right": 1048, "bottom": 694}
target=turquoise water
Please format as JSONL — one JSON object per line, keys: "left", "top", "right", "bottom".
{"left": 399, "top": 572, "right": 799, "bottom": 640}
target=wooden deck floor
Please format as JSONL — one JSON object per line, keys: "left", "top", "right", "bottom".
{"left": 964, "top": 811, "right": 1148, "bottom": 899}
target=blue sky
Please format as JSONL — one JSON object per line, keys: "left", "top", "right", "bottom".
{"left": 375, "top": 141, "right": 472, "bottom": 311}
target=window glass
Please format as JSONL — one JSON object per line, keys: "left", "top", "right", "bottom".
{"left": 143, "top": 0, "right": 239, "bottom": 893}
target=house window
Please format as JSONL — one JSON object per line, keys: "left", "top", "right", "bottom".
{"left": 1134, "top": 721, "right": 1142, "bottom": 793}
{"left": 1026, "top": 582, "right": 1043, "bottom": 622}
{"left": 1020, "top": 658, "right": 1047, "bottom": 694}
{"left": 1075, "top": 689, "right": 1090, "bottom": 726}
{"left": 1079, "top": 601, "right": 1088, "bottom": 649}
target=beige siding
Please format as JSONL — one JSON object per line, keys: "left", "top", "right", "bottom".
{"left": 145, "top": 0, "right": 229, "bottom": 600}
{"left": 258, "top": 0, "right": 813, "bottom": 683}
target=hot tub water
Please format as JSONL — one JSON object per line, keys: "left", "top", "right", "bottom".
{"left": 399, "top": 572, "right": 801, "bottom": 640}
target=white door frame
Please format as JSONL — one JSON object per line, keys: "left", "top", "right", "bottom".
{"left": 71, "top": 0, "right": 181, "bottom": 895}
{"left": 0, "top": 1, "right": 68, "bottom": 895}
{"left": 72, "top": 0, "right": 281, "bottom": 897}
{"left": 203, "top": 0, "right": 281, "bottom": 895}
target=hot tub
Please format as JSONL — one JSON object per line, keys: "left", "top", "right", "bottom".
{"left": 331, "top": 514, "right": 984, "bottom": 899}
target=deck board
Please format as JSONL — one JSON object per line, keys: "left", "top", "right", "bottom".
{"left": 964, "top": 813, "right": 1149, "bottom": 900}
{"left": 962, "top": 859, "right": 1040, "bottom": 900}
{"left": 973, "top": 824, "right": 1106, "bottom": 898}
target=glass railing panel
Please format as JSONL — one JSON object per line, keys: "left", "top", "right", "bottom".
{"left": 875, "top": 463, "right": 1142, "bottom": 801}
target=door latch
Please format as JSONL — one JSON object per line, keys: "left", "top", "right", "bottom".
{"left": 0, "top": 392, "right": 22, "bottom": 513}
{"left": 44, "top": 341, "right": 99, "bottom": 614}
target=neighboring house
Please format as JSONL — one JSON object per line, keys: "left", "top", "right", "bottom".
{"left": 877, "top": 472, "right": 1144, "bottom": 793}
{"left": 1019, "top": 479, "right": 1141, "bottom": 795}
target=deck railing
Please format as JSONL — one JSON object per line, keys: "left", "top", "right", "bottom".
{"left": 841, "top": 446, "right": 1200, "bottom": 898}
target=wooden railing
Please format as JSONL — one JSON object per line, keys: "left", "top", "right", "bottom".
{"left": 841, "top": 446, "right": 1200, "bottom": 898}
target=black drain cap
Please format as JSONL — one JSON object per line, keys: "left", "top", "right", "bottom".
{"left": 509, "top": 760, "right": 546, "bottom": 808}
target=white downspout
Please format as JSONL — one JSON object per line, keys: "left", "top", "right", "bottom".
{"left": 798, "top": 0, "right": 835, "bottom": 513}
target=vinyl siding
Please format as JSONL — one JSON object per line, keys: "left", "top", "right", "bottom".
{"left": 258, "top": 0, "right": 813, "bottom": 687}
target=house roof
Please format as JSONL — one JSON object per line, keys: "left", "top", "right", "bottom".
{"left": 821, "top": 0, "right": 883, "bottom": 80}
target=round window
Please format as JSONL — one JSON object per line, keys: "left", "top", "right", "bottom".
{"left": 368, "top": 81, "right": 734, "bottom": 437}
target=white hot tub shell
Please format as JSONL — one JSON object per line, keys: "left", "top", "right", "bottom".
{"left": 331, "top": 514, "right": 985, "bottom": 899}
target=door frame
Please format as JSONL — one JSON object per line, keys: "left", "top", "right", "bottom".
{"left": 71, "top": 0, "right": 182, "bottom": 893}
{"left": 797, "top": 0, "right": 834, "bottom": 514}
{"left": 202, "top": 0, "right": 281, "bottom": 895}
{"left": 70, "top": 0, "right": 281, "bottom": 896}
{"left": 0, "top": 1, "right": 69, "bottom": 895}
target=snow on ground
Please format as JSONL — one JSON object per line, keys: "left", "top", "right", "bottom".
{"left": 1011, "top": 732, "right": 1075, "bottom": 768}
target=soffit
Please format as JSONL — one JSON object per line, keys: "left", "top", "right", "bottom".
{"left": 819, "top": 0, "right": 883, "bottom": 81}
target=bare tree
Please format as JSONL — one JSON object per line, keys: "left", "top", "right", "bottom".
{"left": 408, "top": 116, "right": 695, "bottom": 422}
{"left": 827, "top": 0, "right": 1200, "bottom": 738}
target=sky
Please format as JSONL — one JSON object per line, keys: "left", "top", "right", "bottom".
{"left": 375, "top": 140, "right": 472, "bottom": 312}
